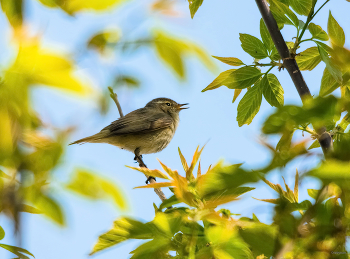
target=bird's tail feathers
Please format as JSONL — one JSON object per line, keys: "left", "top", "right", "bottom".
{"left": 69, "top": 132, "right": 105, "bottom": 145}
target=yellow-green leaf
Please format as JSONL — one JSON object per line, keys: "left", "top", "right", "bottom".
{"left": 0, "top": 226, "right": 5, "bottom": 240}
{"left": 296, "top": 47, "right": 322, "bottom": 71}
{"left": 328, "top": 11, "right": 345, "bottom": 46}
{"left": 202, "top": 69, "right": 236, "bottom": 92}
{"left": 294, "top": 169, "right": 299, "bottom": 201}
{"left": 9, "top": 41, "right": 92, "bottom": 95}
{"left": 157, "top": 159, "right": 176, "bottom": 179}
{"left": 308, "top": 139, "right": 321, "bottom": 150}
{"left": 309, "top": 160, "right": 350, "bottom": 182}
{"left": 187, "top": 145, "right": 205, "bottom": 180}
{"left": 224, "top": 67, "right": 262, "bottom": 90}
{"left": 212, "top": 56, "right": 244, "bottom": 66}
{"left": 134, "top": 182, "right": 173, "bottom": 189}
{"left": 260, "top": 19, "right": 274, "bottom": 52}
{"left": 62, "top": 0, "right": 130, "bottom": 14}
{"left": 66, "top": 169, "right": 127, "bottom": 210}
{"left": 188, "top": 0, "right": 203, "bottom": 18}
{"left": 289, "top": 0, "right": 313, "bottom": 16}
{"left": 178, "top": 147, "right": 189, "bottom": 172}
{"left": 239, "top": 33, "right": 268, "bottom": 59}
{"left": 318, "top": 45, "right": 342, "bottom": 84}
{"left": 0, "top": 0, "right": 23, "bottom": 27}
{"left": 237, "top": 81, "right": 262, "bottom": 126}
{"left": 87, "top": 29, "right": 120, "bottom": 53}
{"left": 0, "top": 244, "right": 35, "bottom": 258}
{"left": 90, "top": 217, "right": 155, "bottom": 255}
{"left": 154, "top": 32, "right": 185, "bottom": 79}
{"left": 232, "top": 89, "right": 242, "bottom": 103}
{"left": 261, "top": 73, "right": 284, "bottom": 107}
{"left": 126, "top": 166, "right": 169, "bottom": 180}
{"left": 319, "top": 67, "right": 340, "bottom": 96}
{"left": 308, "top": 23, "right": 329, "bottom": 41}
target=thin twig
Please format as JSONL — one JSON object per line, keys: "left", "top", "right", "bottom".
{"left": 108, "top": 87, "right": 167, "bottom": 202}
{"left": 108, "top": 87, "right": 123, "bottom": 117}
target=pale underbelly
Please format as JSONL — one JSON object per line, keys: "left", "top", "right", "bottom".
{"left": 103, "top": 129, "right": 174, "bottom": 154}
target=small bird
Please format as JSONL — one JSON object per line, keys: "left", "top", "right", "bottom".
{"left": 69, "top": 98, "right": 188, "bottom": 160}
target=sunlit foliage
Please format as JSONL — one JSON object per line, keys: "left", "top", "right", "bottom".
{"left": 1, "top": 0, "right": 350, "bottom": 258}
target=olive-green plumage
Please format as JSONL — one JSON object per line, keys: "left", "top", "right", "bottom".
{"left": 69, "top": 98, "right": 188, "bottom": 155}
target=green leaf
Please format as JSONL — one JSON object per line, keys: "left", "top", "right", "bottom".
{"left": 308, "top": 140, "right": 321, "bottom": 150}
{"left": 269, "top": 0, "right": 299, "bottom": 27}
{"left": 159, "top": 195, "right": 180, "bottom": 210}
{"left": 114, "top": 75, "right": 140, "bottom": 88}
{"left": 232, "top": 89, "right": 242, "bottom": 103}
{"left": 87, "top": 30, "right": 120, "bottom": 53}
{"left": 203, "top": 187, "right": 255, "bottom": 208}
{"left": 309, "top": 160, "right": 350, "bottom": 182}
{"left": 90, "top": 217, "right": 156, "bottom": 255}
{"left": 188, "top": 0, "right": 203, "bottom": 18}
{"left": 289, "top": 0, "right": 313, "bottom": 16}
{"left": 239, "top": 34, "right": 268, "bottom": 59}
{"left": 237, "top": 82, "right": 263, "bottom": 126}
{"left": 37, "top": 0, "right": 57, "bottom": 8}
{"left": 198, "top": 163, "right": 261, "bottom": 199}
{"left": 318, "top": 45, "right": 342, "bottom": 84}
{"left": 66, "top": 169, "right": 127, "bottom": 210}
{"left": 9, "top": 41, "right": 92, "bottom": 95}
{"left": 0, "top": 226, "right": 4, "bottom": 240}
{"left": 286, "top": 200, "right": 312, "bottom": 212}
{"left": 308, "top": 23, "right": 329, "bottom": 41}
{"left": 307, "top": 189, "right": 319, "bottom": 199}
{"left": 261, "top": 73, "right": 284, "bottom": 107}
{"left": 262, "top": 96, "right": 339, "bottom": 134}
{"left": 328, "top": 11, "right": 345, "bottom": 46}
{"left": 224, "top": 67, "right": 262, "bottom": 89}
{"left": 212, "top": 56, "right": 244, "bottom": 66}
{"left": 32, "top": 192, "right": 65, "bottom": 226}
{"left": 260, "top": 19, "right": 274, "bottom": 52}
{"left": 0, "top": 0, "right": 23, "bottom": 27}
{"left": 20, "top": 204, "right": 41, "bottom": 214}
{"left": 129, "top": 238, "right": 170, "bottom": 259}
{"left": 296, "top": 47, "right": 322, "bottom": 71}
{"left": 154, "top": 33, "right": 184, "bottom": 79}
{"left": 298, "top": 19, "right": 305, "bottom": 31}
{"left": 319, "top": 68, "right": 340, "bottom": 97}
{"left": 239, "top": 223, "right": 278, "bottom": 258}
{"left": 202, "top": 69, "right": 236, "bottom": 92}
{"left": 58, "top": 0, "right": 130, "bottom": 14}
{"left": 0, "top": 244, "right": 34, "bottom": 259}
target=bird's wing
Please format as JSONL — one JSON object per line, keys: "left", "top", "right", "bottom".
{"left": 102, "top": 108, "right": 173, "bottom": 135}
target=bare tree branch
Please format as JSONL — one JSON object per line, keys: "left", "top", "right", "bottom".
{"left": 108, "top": 87, "right": 167, "bottom": 202}
{"left": 254, "top": 0, "right": 333, "bottom": 156}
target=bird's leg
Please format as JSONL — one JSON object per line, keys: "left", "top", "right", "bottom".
{"left": 133, "top": 148, "right": 156, "bottom": 184}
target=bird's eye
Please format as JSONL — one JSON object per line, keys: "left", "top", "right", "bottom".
{"left": 166, "top": 103, "right": 171, "bottom": 106}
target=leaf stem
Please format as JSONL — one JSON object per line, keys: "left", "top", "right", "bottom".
{"left": 297, "top": 0, "right": 330, "bottom": 45}
{"left": 311, "top": 0, "right": 330, "bottom": 20}
{"left": 265, "top": 66, "right": 275, "bottom": 74}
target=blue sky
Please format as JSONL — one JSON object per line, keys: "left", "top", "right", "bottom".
{"left": 0, "top": 0, "right": 349, "bottom": 258}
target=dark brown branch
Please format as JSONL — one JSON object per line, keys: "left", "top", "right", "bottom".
{"left": 255, "top": 0, "right": 333, "bottom": 156}
{"left": 109, "top": 87, "right": 167, "bottom": 202}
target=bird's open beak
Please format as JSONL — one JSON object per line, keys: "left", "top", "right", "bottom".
{"left": 177, "top": 103, "right": 189, "bottom": 110}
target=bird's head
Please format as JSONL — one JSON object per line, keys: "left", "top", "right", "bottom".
{"left": 145, "top": 98, "right": 188, "bottom": 114}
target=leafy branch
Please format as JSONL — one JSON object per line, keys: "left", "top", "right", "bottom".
{"left": 255, "top": 0, "right": 333, "bottom": 156}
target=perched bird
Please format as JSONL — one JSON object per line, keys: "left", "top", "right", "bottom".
{"left": 69, "top": 98, "right": 188, "bottom": 159}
